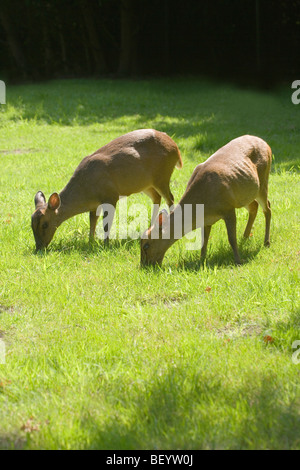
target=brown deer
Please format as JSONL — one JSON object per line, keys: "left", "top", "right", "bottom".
{"left": 31, "top": 129, "right": 182, "bottom": 250}
{"left": 141, "top": 135, "right": 272, "bottom": 266}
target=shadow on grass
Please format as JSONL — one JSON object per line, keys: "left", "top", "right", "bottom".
{"left": 0, "top": 434, "right": 26, "bottom": 451}
{"left": 269, "top": 309, "right": 300, "bottom": 352}
{"left": 2, "top": 364, "right": 298, "bottom": 449}
{"left": 80, "top": 367, "right": 300, "bottom": 450}
{"left": 28, "top": 236, "right": 139, "bottom": 258}
{"left": 6, "top": 78, "right": 299, "bottom": 171}
{"left": 178, "top": 240, "right": 264, "bottom": 272}
{"left": 29, "top": 232, "right": 265, "bottom": 271}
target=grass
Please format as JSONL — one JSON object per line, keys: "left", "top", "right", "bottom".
{"left": 0, "top": 78, "right": 299, "bottom": 450}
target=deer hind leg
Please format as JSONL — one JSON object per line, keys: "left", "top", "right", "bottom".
{"left": 256, "top": 191, "right": 271, "bottom": 247}
{"left": 243, "top": 200, "right": 259, "bottom": 239}
{"left": 224, "top": 210, "right": 242, "bottom": 265}
{"left": 154, "top": 182, "right": 175, "bottom": 208}
{"left": 144, "top": 187, "right": 162, "bottom": 225}
{"left": 201, "top": 225, "right": 212, "bottom": 259}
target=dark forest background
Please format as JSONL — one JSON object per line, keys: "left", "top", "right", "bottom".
{"left": 0, "top": 0, "right": 300, "bottom": 86}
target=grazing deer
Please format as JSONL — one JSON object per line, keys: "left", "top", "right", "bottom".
{"left": 31, "top": 129, "right": 182, "bottom": 250}
{"left": 141, "top": 135, "right": 272, "bottom": 266}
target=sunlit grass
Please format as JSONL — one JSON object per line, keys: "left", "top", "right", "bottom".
{"left": 0, "top": 78, "right": 299, "bottom": 449}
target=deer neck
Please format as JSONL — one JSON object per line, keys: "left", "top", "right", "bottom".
{"left": 56, "top": 182, "right": 85, "bottom": 227}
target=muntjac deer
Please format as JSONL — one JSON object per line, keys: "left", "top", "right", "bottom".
{"left": 141, "top": 135, "right": 272, "bottom": 266}
{"left": 31, "top": 129, "right": 182, "bottom": 250}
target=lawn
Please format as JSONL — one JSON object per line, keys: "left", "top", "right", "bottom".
{"left": 0, "top": 78, "right": 299, "bottom": 450}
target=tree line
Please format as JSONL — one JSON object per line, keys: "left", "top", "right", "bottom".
{"left": 0, "top": 0, "right": 299, "bottom": 85}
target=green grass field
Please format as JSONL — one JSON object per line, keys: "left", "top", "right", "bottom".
{"left": 0, "top": 78, "right": 299, "bottom": 450}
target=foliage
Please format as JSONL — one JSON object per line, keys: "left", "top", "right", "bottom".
{"left": 0, "top": 0, "right": 300, "bottom": 82}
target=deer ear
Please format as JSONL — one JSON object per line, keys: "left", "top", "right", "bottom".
{"left": 48, "top": 193, "right": 61, "bottom": 211}
{"left": 157, "top": 209, "right": 169, "bottom": 228}
{"left": 153, "top": 209, "right": 169, "bottom": 234}
{"left": 34, "top": 191, "right": 46, "bottom": 208}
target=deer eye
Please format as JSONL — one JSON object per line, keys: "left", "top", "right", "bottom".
{"left": 42, "top": 222, "right": 49, "bottom": 230}
{"left": 143, "top": 243, "right": 150, "bottom": 251}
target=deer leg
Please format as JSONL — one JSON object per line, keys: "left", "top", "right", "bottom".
{"left": 144, "top": 187, "right": 162, "bottom": 225}
{"left": 263, "top": 200, "right": 271, "bottom": 247}
{"left": 243, "top": 200, "right": 259, "bottom": 239}
{"left": 256, "top": 181, "right": 271, "bottom": 247}
{"left": 154, "top": 183, "right": 175, "bottom": 208}
{"left": 224, "top": 210, "right": 242, "bottom": 265}
{"left": 89, "top": 210, "right": 100, "bottom": 240}
{"left": 201, "top": 225, "right": 212, "bottom": 258}
{"left": 256, "top": 196, "right": 271, "bottom": 247}
{"left": 102, "top": 202, "right": 116, "bottom": 245}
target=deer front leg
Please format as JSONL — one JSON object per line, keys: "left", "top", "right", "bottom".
{"left": 89, "top": 210, "right": 99, "bottom": 240}
{"left": 102, "top": 202, "right": 116, "bottom": 245}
